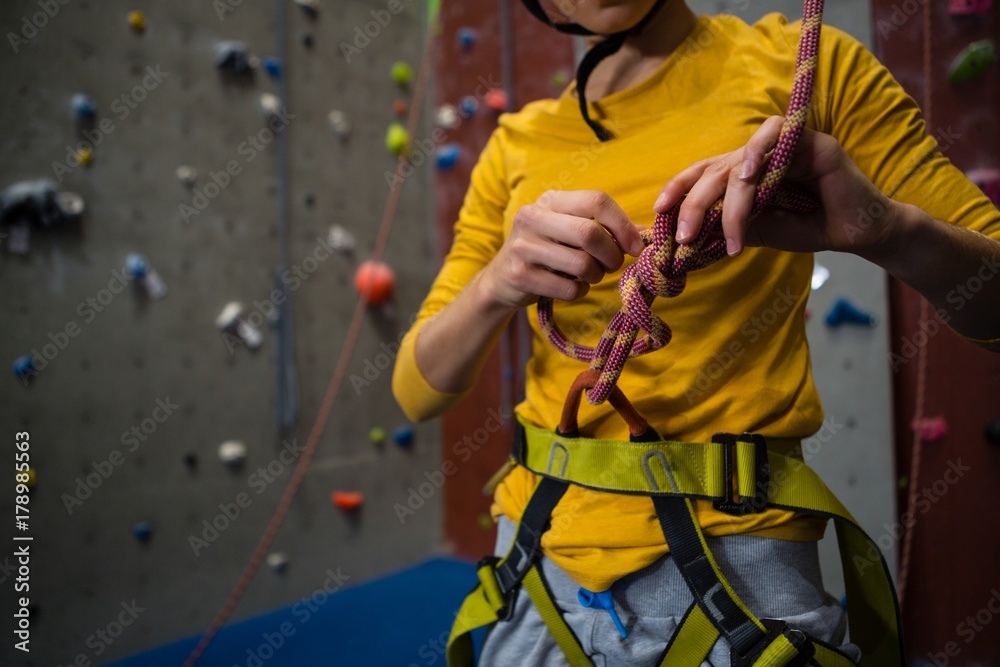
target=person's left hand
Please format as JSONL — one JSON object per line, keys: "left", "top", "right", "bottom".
{"left": 652, "top": 115, "right": 901, "bottom": 258}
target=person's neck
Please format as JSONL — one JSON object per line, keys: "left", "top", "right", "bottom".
{"left": 582, "top": 3, "right": 698, "bottom": 100}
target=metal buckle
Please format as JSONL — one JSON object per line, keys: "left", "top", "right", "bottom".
{"left": 477, "top": 556, "right": 519, "bottom": 621}
{"left": 732, "top": 619, "right": 815, "bottom": 667}
{"left": 711, "top": 432, "right": 770, "bottom": 516}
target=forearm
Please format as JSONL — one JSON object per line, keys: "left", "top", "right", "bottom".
{"left": 864, "top": 201, "right": 1000, "bottom": 340}
{"left": 413, "top": 268, "right": 518, "bottom": 396}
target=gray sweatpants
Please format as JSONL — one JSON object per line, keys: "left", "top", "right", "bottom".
{"left": 480, "top": 516, "right": 861, "bottom": 666}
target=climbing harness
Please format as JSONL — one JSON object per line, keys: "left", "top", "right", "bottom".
{"left": 447, "top": 0, "right": 907, "bottom": 664}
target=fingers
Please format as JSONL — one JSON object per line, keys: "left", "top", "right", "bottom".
{"left": 654, "top": 116, "right": 788, "bottom": 252}
{"left": 538, "top": 190, "right": 645, "bottom": 257}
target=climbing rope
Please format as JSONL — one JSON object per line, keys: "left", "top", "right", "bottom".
{"left": 538, "top": 0, "right": 825, "bottom": 406}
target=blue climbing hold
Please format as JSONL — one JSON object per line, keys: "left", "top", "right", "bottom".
{"left": 457, "top": 27, "right": 477, "bottom": 50}
{"left": 132, "top": 521, "right": 153, "bottom": 542}
{"left": 824, "top": 297, "right": 877, "bottom": 328}
{"left": 393, "top": 425, "right": 415, "bottom": 448}
{"left": 125, "top": 252, "right": 149, "bottom": 279}
{"left": 71, "top": 93, "right": 97, "bottom": 120}
{"left": 13, "top": 355, "right": 35, "bottom": 381}
{"left": 435, "top": 144, "right": 460, "bottom": 170}
{"left": 262, "top": 57, "right": 283, "bottom": 80}
{"left": 459, "top": 96, "right": 478, "bottom": 117}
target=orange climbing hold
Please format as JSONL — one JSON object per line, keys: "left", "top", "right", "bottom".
{"left": 354, "top": 260, "right": 395, "bottom": 305}
{"left": 331, "top": 491, "right": 364, "bottom": 511}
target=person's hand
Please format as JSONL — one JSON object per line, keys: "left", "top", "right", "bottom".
{"left": 653, "top": 115, "right": 899, "bottom": 258}
{"left": 480, "top": 190, "right": 646, "bottom": 309}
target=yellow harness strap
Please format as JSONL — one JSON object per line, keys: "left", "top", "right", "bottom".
{"left": 446, "top": 419, "right": 904, "bottom": 667}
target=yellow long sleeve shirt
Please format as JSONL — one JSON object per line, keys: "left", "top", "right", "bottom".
{"left": 393, "top": 13, "right": 1000, "bottom": 592}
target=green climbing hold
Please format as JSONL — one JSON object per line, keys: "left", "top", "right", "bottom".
{"left": 386, "top": 123, "right": 409, "bottom": 157}
{"left": 369, "top": 427, "right": 386, "bottom": 445}
{"left": 391, "top": 61, "right": 413, "bottom": 86}
{"left": 948, "top": 40, "right": 996, "bottom": 83}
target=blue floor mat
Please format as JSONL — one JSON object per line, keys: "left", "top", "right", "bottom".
{"left": 109, "top": 557, "right": 479, "bottom": 667}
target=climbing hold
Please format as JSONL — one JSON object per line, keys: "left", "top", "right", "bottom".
{"left": 811, "top": 262, "right": 830, "bottom": 290}
{"left": 369, "top": 427, "right": 386, "bottom": 445}
{"left": 331, "top": 491, "right": 364, "bottom": 511}
{"left": 967, "top": 168, "right": 1000, "bottom": 207}
{"left": 132, "top": 521, "right": 153, "bottom": 542}
{"left": 125, "top": 252, "right": 168, "bottom": 300}
{"left": 839, "top": 594, "right": 848, "bottom": 611}
{"left": 0, "top": 179, "right": 84, "bottom": 254}
{"left": 216, "top": 302, "right": 263, "bottom": 350}
{"left": 457, "top": 27, "right": 477, "bottom": 50}
{"left": 260, "top": 93, "right": 282, "bottom": 116}
{"left": 912, "top": 415, "right": 948, "bottom": 442}
{"left": 261, "top": 57, "right": 283, "bottom": 80}
{"left": 16, "top": 467, "right": 37, "bottom": 489}
{"left": 948, "top": 40, "right": 996, "bottom": 83}
{"left": 824, "top": 298, "right": 877, "bottom": 328}
{"left": 13, "top": 355, "right": 36, "bottom": 383}
{"left": 393, "top": 99, "right": 409, "bottom": 116}
{"left": 577, "top": 588, "right": 628, "bottom": 639}
{"left": 327, "top": 224, "right": 355, "bottom": 255}
{"left": 218, "top": 440, "right": 248, "bottom": 468}
{"left": 484, "top": 88, "right": 509, "bottom": 112}
{"left": 984, "top": 419, "right": 1000, "bottom": 445}
{"left": 294, "top": 0, "right": 320, "bottom": 17}
{"left": 897, "top": 476, "right": 909, "bottom": 490}
{"left": 393, "top": 424, "right": 415, "bottom": 448}
{"left": 477, "top": 513, "right": 493, "bottom": 531}
{"left": 176, "top": 165, "right": 197, "bottom": 186}
{"left": 304, "top": 193, "right": 315, "bottom": 208}
{"left": 391, "top": 61, "right": 413, "bottom": 85}
{"left": 328, "top": 110, "right": 351, "bottom": 139}
{"left": 77, "top": 147, "right": 94, "bottom": 167}
{"left": 458, "top": 95, "right": 479, "bottom": 117}
{"left": 214, "top": 41, "right": 256, "bottom": 75}
{"left": 127, "top": 10, "right": 146, "bottom": 33}
{"left": 385, "top": 123, "right": 409, "bottom": 157}
{"left": 328, "top": 112, "right": 351, "bottom": 139}
{"left": 354, "top": 260, "right": 396, "bottom": 305}
{"left": 948, "top": 0, "right": 993, "bottom": 16}
{"left": 435, "top": 144, "right": 461, "bottom": 170}
{"left": 551, "top": 70, "right": 569, "bottom": 88}
{"left": 71, "top": 93, "right": 97, "bottom": 121}
{"left": 301, "top": 33, "right": 315, "bottom": 49}
{"left": 183, "top": 453, "right": 198, "bottom": 473}
{"left": 266, "top": 552, "right": 290, "bottom": 573}
{"left": 435, "top": 104, "right": 460, "bottom": 129}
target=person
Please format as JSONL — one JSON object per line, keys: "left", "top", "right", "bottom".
{"left": 393, "top": 0, "right": 1000, "bottom": 664}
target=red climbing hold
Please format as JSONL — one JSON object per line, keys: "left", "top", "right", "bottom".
{"left": 331, "top": 491, "right": 364, "bottom": 511}
{"left": 354, "top": 260, "right": 395, "bottom": 305}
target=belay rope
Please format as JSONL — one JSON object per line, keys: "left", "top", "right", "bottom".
{"left": 538, "top": 0, "right": 824, "bottom": 405}
{"left": 447, "top": 0, "right": 906, "bottom": 665}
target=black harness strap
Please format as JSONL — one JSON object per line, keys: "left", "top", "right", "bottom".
{"left": 493, "top": 477, "right": 569, "bottom": 595}
{"left": 652, "top": 495, "right": 766, "bottom": 656}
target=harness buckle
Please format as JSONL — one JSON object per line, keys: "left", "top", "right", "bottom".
{"left": 711, "top": 432, "right": 770, "bottom": 516}
{"left": 732, "top": 618, "right": 815, "bottom": 667}
{"left": 477, "top": 556, "right": 519, "bottom": 621}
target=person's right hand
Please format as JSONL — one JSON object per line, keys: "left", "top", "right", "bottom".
{"left": 480, "top": 190, "right": 646, "bottom": 309}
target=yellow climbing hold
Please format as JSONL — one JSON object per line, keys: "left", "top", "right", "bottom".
{"left": 127, "top": 10, "right": 146, "bottom": 33}
{"left": 385, "top": 123, "right": 409, "bottom": 157}
{"left": 77, "top": 147, "right": 94, "bottom": 167}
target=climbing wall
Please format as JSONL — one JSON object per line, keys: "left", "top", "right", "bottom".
{"left": 0, "top": 1, "right": 438, "bottom": 665}
{"left": 872, "top": 0, "right": 1000, "bottom": 663}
